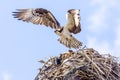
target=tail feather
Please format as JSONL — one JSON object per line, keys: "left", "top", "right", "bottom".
{"left": 58, "top": 35, "right": 82, "bottom": 49}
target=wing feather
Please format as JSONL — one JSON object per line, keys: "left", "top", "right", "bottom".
{"left": 58, "top": 34, "right": 82, "bottom": 49}
{"left": 12, "top": 8, "right": 61, "bottom": 30}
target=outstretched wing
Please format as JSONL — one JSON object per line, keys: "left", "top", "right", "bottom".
{"left": 58, "top": 34, "right": 82, "bottom": 49}
{"left": 65, "top": 9, "right": 81, "bottom": 34}
{"left": 12, "top": 8, "right": 61, "bottom": 30}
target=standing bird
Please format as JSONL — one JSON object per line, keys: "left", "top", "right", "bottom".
{"left": 12, "top": 8, "right": 82, "bottom": 49}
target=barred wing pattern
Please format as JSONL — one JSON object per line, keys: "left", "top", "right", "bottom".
{"left": 58, "top": 34, "right": 82, "bottom": 49}
{"left": 13, "top": 8, "right": 61, "bottom": 30}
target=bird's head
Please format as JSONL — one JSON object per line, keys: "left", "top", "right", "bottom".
{"left": 67, "top": 9, "right": 81, "bottom": 27}
{"left": 68, "top": 9, "right": 80, "bottom": 15}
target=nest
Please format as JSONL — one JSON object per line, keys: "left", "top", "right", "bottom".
{"left": 35, "top": 48, "right": 120, "bottom": 80}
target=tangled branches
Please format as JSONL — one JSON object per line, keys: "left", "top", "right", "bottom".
{"left": 35, "top": 48, "right": 120, "bottom": 80}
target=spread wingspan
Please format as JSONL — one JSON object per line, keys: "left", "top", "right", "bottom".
{"left": 13, "top": 8, "right": 82, "bottom": 49}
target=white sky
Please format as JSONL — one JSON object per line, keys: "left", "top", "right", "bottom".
{"left": 0, "top": 0, "right": 120, "bottom": 80}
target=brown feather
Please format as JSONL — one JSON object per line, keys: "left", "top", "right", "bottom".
{"left": 58, "top": 33, "right": 82, "bottom": 49}
{"left": 12, "top": 8, "right": 61, "bottom": 30}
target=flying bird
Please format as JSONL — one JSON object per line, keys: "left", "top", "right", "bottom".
{"left": 12, "top": 8, "right": 82, "bottom": 49}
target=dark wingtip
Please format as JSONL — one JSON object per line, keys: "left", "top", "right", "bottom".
{"left": 12, "top": 9, "right": 21, "bottom": 14}
{"left": 12, "top": 9, "right": 22, "bottom": 16}
{"left": 12, "top": 12, "right": 20, "bottom": 13}
{"left": 12, "top": 12, "right": 17, "bottom": 18}
{"left": 12, "top": 10, "right": 22, "bottom": 18}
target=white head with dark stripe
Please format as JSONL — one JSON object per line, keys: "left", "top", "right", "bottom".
{"left": 67, "top": 9, "right": 80, "bottom": 27}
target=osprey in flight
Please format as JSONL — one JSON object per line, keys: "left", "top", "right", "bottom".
{"left": 13, "top": 8, "right": 82, "bottom": 49}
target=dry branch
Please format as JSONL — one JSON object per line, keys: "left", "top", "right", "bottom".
{"left": 35, "top": 48, "right": 120, "bottom": 80}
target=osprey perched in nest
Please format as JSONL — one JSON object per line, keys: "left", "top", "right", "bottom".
{"left": 13, "top": 8, "right": 82, "bottom": 49}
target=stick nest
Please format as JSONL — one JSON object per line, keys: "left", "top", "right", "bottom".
{"left": 35, "top": 48, "right": 120, "bottom": 80}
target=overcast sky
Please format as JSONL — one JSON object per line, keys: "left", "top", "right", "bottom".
{"left": 0, "top": 0, "right": 120, "bottom": 80}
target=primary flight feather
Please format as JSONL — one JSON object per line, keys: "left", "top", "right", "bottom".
{"left": 13, "top": 8, "right": 82, "bottom": 49}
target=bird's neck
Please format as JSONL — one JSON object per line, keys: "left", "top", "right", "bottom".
{"left": 66, "top": 13, "right": 74, "bottom": 26}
